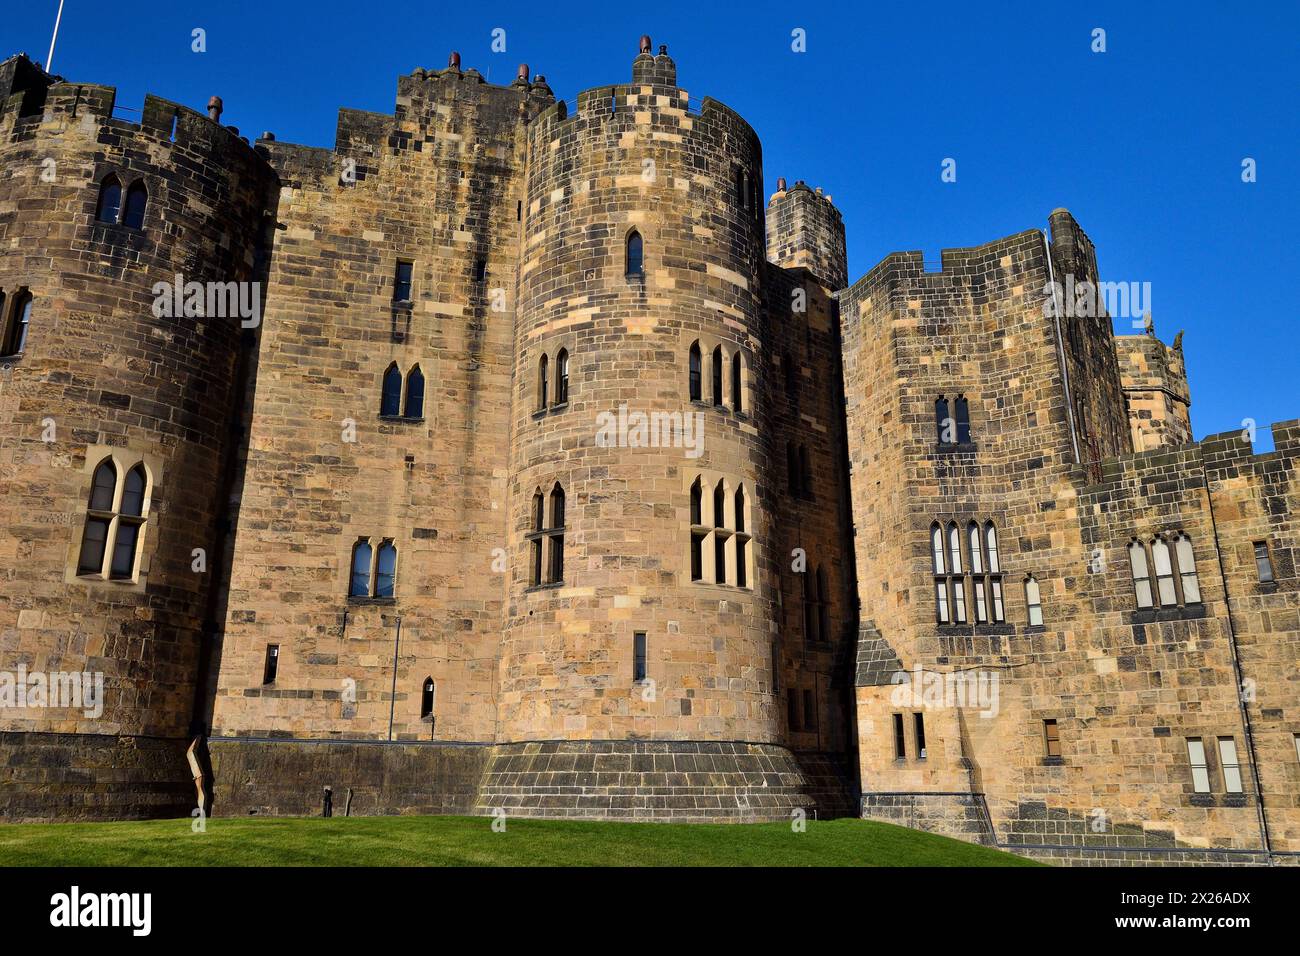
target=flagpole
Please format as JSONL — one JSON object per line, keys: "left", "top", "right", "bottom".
{"left": 46, "top": 0, "right": 66, "bottom": 73}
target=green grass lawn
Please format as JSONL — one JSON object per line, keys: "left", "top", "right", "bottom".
{"left": 0, "top": 815, "right": 1040, "bottom": 866}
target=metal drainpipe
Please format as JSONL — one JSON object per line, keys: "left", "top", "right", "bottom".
{"left": 1041, "top": 231, "right": 1081, "bottom": 464}
{"left": 1204, "top": 477, "right": 1272, "bottom": 859}
{"left": 387, "top": 616, "right": 402, "bottom": 741}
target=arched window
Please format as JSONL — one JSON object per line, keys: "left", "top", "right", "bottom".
{"left": 731, "top": 352, "right": 743, "bottom": 413}
{"left": 554, "top": 349, "right": 569, "bottom": 405}
{"left": 420, "top": 678, "right": 435, "bottom": 719}
{"left": 734, "top": 486, "right": 747, "bottom": 588}
{"left": 95, "top": 175, "right": 122, "bottom": 224}
{"left": 968, "top": 521, "right": 984, "bottom": 574}
{"left": 688, "top": 341, "right": 702, "bottom": 401}
{"left": 77, "top": 458, "right": 151, "bottom": 581}
{"left": 404, "top": 365, "right": 425, "bottom": 419}
{"left": 985, "top": 521, "right": 1004, "bottom": 622}
{"left": 122, "top": 181, "right": 147, "bottom": 229}
{"left": 625, "top": 230, "right": 643, "bottom": 277}
{"left": 985, "top": 522, "right": 1000, "bottom": 572}
{"left": 1151, "top": 536, "right": 1176, "bottom": 606}
{"left": 78, "top": 460, "right": 118, "bottom": 575}
{"left": 375, "top": 540, "right": 397, "bottom": 598}
{"left": 1173, "top": 533, "right": 1201, "bottom": 604}
{"left": 1129, "top": 540, "right": 1153, "bottom": 608}
{"left": 954, "top": 395, "right": 971, "bottom": 443}
{"left": 111, "top": 464, "right": 148, "bottom": 579}
{"left": 530, "top": 489, "right": 545, "bottom": 586}
{"left": 935, "top": 396, "right": 951, "bottom": 444}
{"left": 713, "top": 480, "right": 726, "bottom": 529}
{"left": 711, "top": 346, "right": 724, "bottom": 406}
{"left": 349, "top": 539, "right": 373, "bottom": 597}
{"left": 380, "top": 363, "right": 402, "bottom": 416}
{"left": 689, "top": 477, "right": 704, "bottom": 582}
{"left": 1, "top": 290, "right": 33, "bottom": 356}
{"left": 947, "top": 521, "right": 966, "bottom": 622}
{"left": 537, "top": 354, "right": 549, "bottom": 410}
{"left": 931, "top": 523, "right": 950, "bottom": 624}
{"left": 546, "top": 483, "right": 566, "bottom": 584}
{"left": 1025, "top": 575, "right": 1043, "bottom": 626}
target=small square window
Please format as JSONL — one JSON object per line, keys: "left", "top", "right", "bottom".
{"left": 1043, "top": 719, "right": 1061, "bottom": 758}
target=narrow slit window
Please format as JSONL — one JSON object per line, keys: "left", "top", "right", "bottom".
{"left": 262, "top": 645, "right": 279, "bottom": 685}
{"left": 893, "top": 713, "right": 906, "bottom": 759}
{"left": 914, "top": 713, "right": 927, "bottom": 759}
{"left": 1254, "top": 541, "right": 1275, "bottom": 583}
{"left": 633, "top": 632, "right": 648, "bottom": 682}
{"left": 537, "top": 354, "right": 549, "bottom": 410}
{"left": 688, "top": 341, "right": 702, "bottom": 401}
{"left": 625, "top": 230, "right": 643, "bottom": 277}
{"left": 393, "top": 260, "right": 413, "bottom": 303}
{"left": 554, "top": 349, "right": 569, "bottom": 405}
{"left": 712, "top": 347, "right": 724, "bottom": 407}
{"left": 731, "top": 352, "right": 743, "bottom": 413}
{"left": 421, "top": 678, "right": 435, "bottom": 718}
{"left": 2, "top": 291, "right": 33, "bottom": 355}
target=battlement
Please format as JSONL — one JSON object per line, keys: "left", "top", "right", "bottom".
{"left": 1202, "top": 418, "right": 1300, "bottom": 470}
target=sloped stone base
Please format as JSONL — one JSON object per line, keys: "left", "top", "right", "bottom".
{"left": 475, "top": 740, "right": 826, "bottom": 822}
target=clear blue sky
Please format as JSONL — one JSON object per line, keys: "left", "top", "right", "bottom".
{"left": 9, "top": 1, "right": 1297, "bottom": 442}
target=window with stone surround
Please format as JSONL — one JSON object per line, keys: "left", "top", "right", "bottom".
{"left": 711, "top": 346, "right": 724, "bottom": 406}
{"left": 625, "top": 229, "right": 643, "bottom": 277}
{"left": 1025, "top": 574, "right": 1044, "bottom": 626}
{"left": 1254, "top": 541, "right": 1276, "bottom": 583}
{"left": 1217, "top": 737, "right": 1243, "bottom": 793}
{"left": 393, "top": 260, "right": 413, "bottom": 303}
{"left": 914, "top": 713, "right": 927, "bottom": 759}
{"left": 687, "top": 473, "right": 750, "bottom": 588}
{"left": 731, "top": 351, "right": 744, "bottom": 413}
{"left": 77, "top": 458, "right": 150, "bottom": 582}
{"left": 1128, "top": 532, "right": 1201, "bottom": 610}
{"left": 536, "top": 353, "right": 548, "bottom": 411}
{"left": 893, "top": 713, "right": 906, "bottom": 759}
{"left": 421, "top": 678, "right": 435, "bottom": 719}
{"left": 633, "top": 632, "right": 648, "bottom": 683}
{"left": 95, "top": 174, "right": 122, "bottom": 224}
{"left": 123, "top": 180, "right": 148, "bottom": 229}
{"left": 554, "top": 349, "right": 569, "bottom": 406}
{"left": 688, "top": 341, "right": 702, "bottom": 401}
{"left": 262, "top": 645, "right": 279, "bottom": 685}
{"left": 348, "top": 538, "right": 398, "bottom": 599}
{"left": 1043, "top": 719, "right": 1061, "bottom": 759}
{"left": 404, "top": 365, "right": 425, "bottom": 418}
{"left": 1186, "top": 737, "right": 1210, "bottom": 793}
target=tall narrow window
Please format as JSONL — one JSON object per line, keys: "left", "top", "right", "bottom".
{"left": 1025, "top": 575, "right": 1043, "bottom": 626}
{"left": 1043, "top": 719, "right": 1061, "bottom": 758}
{"left": 421, "top": 678, "right": 435, "bottom": 718}
{"left": 1254, "top": 541, "right": 1275, "bottom": 583}
{"left": 546, "top": 483, "right": 565, "bottom": 584}
{"left": 935, "top": 396, "right": 951, "bottom": 444}
{"left": 110, "top": 465, "right": 147, "bottom": 579}
{"left": 734, "top": 486, "right": 748, "bottom": 589}
{"left": 404, "top": 365, "right": 425, "bottom": 419}
{"left": 914, "top": 713, "right": 927, "bottom": 759}
{"left": 948, "top": 522, "right": 966, "bottom": 623}
{"left": 473, "top": 258, "right": 487, "bottom": 282}
{"left": 799, "top": 446, "right": 812, "bottom": 498}
{"left": 530, "top": 490, "right": 545, "bottom": 586}
{"left": 1129, "top": 540, "right": 1153, "bottom": 608}
{"left": 123, "top": 181, "right": 148, "bottom": 229}
{"left": 788, "top": 691, "right": 802, "bottom": 732}
{"left": 985, "top": 522, "right": 1000, "bottom": 572}
{"left": 263, "top": 645, "right": 279, "bottom": 685}
{"left": 1173, "top": 533, "right": 1200, "bottom": 604}
{"left": 375, "top": 540, "right": 397, "bottom": 598}
{"left": 1186, "top": 738, "right": 1210, "bottom": 793}
{"left": 537, "top": 354, "right": 549, "bottom": 410}
{"left": 816, "top": 565, "right": 830, "bottom": 641}
{"left": 985, "top": 521, "right": 1004, "bottom": 623}
{"left": 349, "top": 539, "right": 373, "bottom": 597}
{"left": 932, "top": 523, "right": 950, "bottom": 623}
{"left": 633, "top": 632, "right": 648, "bottom": 682}
{"left": 393, "top": 260, "right": 413, "bottom": 303}
{"left": 803, "top": 570, "right": 818, "bottom": 641}
{"left": 1, "top": 291, "right": 32, "bottom": 355}
{"left": 78, "top": 459, "right": 118, "bottom": 575}
{"left": 968, "top": 521, "right": 987, "bottom": 622}
{"left": 1217, "top": 737, "right": 1243, "bottom": 794}
{"left": 713, "top": 480, "right": 726, "bottom": 529}
{"left": 711, "top": 347, "right": 724, "bottom": 407}
{"left": 954, "top": 395, "right": 971, "bottom": 443}
{"left": 1152, "top": 536, "right": 1176, "bottom": 606}
{"left": 625, "top": 230, "right": 643, "bottom": 277}
{"left": 380, "top": 363, "right": 402, "bottom": 416}
{"left": 554, "top": 349, "right": 569, "bottom": 405}
{"left": 731, "top": 352, "right": 743, "bottom": 414}
{"left": 803, "top": 689, "right": 816, "bottom": 731}
{"left": 893, "top": 713, "right": 906, "bottom": 759}
{"left": 690, "top": 477, "right": 702, "bottom": 525}
{"left": 688, "top": 341, "right": 702, "bottom": 401}
{"left": 95, "top": 175, "right": 122, "bottom": 224}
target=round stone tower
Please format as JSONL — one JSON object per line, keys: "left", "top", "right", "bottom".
{"left": 483, "top": 40, "right": 816, "bottom": 820}
{"left": 0, "top": 58, "right": 277, "bottom": 819}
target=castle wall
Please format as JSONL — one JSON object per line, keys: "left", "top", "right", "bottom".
{"left": 207, "top": 65, "right": 552, "bottom": 744}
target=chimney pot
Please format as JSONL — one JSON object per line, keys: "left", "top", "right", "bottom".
{"left": 777, "top": 177, "right": 787, "bottom": 191}
{"left": 516, "top": 63, "right": 529, "bottom": 82}
{"left": 639, "top": 35, "right": 652, "bottom": 54}
{"left": 207, "top": 95, "right": 223, "bottom": 122}
{"left": 448, "top": 51, "right": 461, "bottom": 70}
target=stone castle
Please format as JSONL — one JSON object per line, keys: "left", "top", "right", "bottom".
{"left": 0, "top": 39, "right": 1296, "bottom": 865}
